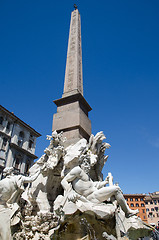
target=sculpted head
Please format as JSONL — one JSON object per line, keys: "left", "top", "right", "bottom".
{"left": 79, "top": 155, "right": 91, "bottom": 174}
{"left": 3, "top": 167, "right": 14, "bottom": 177}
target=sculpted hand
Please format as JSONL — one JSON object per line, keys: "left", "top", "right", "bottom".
{"left": 68, "top": 191, "right": 78, "bottom": 203}
{"left": 104, "top": 176, "right": 109, "bottom": 184}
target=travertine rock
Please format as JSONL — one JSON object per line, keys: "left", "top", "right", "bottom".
{"left": 0, "top": 131, "right": 152, "bottom": 240}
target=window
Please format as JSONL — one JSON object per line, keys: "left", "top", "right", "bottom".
{"left": 130, "top": 198, "right": 133, "bottom": 201}
{"left": 141, "top": 203, "right": 144, "bottom": 207}
{"left": 148, "top": 212, "right": 153, "bottom": 218}
{"left": 151, "top": 208, "right": 154, "bottom": 211}
{"left": 155, "top": 207, "right": 158, "bottom": 212}
{"left": 18, "top": 131, "right": 24, "bottom": 147}
{"left": 143, "top": 210, "right": 145, "bottom": 213}
{"left": 136, "top": 204, "right": 139, "bottom": 207}
{"left": 19, "top": 131, "right": 24, "bottom": 138}
{"left": 15, "top": 157, "right": 20, "bottom": 169}
{"left": 135, "top": 198, "right": 138, "bottom": 201}
{"left": 28, "top": 140, "right": 33, "bottom": 149}
{"left": 14, "top": 154, "right": 22, "bottom": 170}
{"left": 2, "top": 137, "right": 7, "bottom": 150}
{"left": 25, "top": 159, "right": 30, "bottom": 174}
{"left": 6, "top": 121, "right": 11, "bottom": 130}
{"left": 130, "top": 203, "right": 134, "bottom": 207}
{"left": 140, "top": 198, "right": 143, "bottom": 201}
{"left": 144, "top": 216, "right": 146, "bottom": 219}
{"left": 146, "top": 209, "right": 149, "bottom": 212}
{"left": 0, "top": 116, "right": 3, "bottom": 125}
{"left": 150, "top": 201, "right": 153, "bottom": 204}
{"left": 145, "top": 201, "right": 148, "bottom": 205}
{"left": 154, "top": 200, "right": 157, "bottom": 205}
{"left": 125, "top": 198, "right": 128, "bottom": 201}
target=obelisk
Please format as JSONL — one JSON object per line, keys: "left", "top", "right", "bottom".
{"left": 52, "top": 6, "right": 92, "bottom": 146}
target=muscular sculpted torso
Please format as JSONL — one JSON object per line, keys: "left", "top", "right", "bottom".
{"left": 61, "top": 166, "right": 108, "bottom": 203}
{"left": 71, "top": 167, "right": 97, "bottom": 197}
{"left": 0, "top": 176, "right": 19, "bottom": 204}
{"left": 0, "top": 169, "right": 40, "bottom": 206}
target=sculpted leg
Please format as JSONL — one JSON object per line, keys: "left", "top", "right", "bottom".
{"left": 0, "top": 207, "right": 12, "bottom": 240}
{"left": 87, "top": 186, "right": 121, "bottom": 203}
{"left": 115, "top": 188, "right": 139, "bottom": 217}
{"left": 87, "top": 186, "right": 139, "bottom": 217}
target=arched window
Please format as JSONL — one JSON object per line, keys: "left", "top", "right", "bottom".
{"left": 130, "top": 203, "right": 134, "bottom": 207}
{"left": 136, "top": 203, "right": 139, "bottom": 207}
{"left": 141, "top": 203, "right": 144, "bottom": 207}
{"left": 0, "top": 116, "right": 3, "bottom": 125}
{"left": 18, "top": 131, "right": 24, "bottom": 147}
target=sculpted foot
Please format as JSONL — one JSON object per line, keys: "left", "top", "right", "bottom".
{"left": 125, "top": 209, "right": 139, "bottom": 218}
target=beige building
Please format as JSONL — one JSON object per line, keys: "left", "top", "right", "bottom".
{"left": 0, "top": 105, "right": 41, "bottom": 178}
{"left": 145, "top": 191, "right": 159, "bottom": 226}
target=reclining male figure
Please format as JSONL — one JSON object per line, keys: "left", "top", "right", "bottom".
{"left": 61, "top": 159, "right": 138, "bottom": 218}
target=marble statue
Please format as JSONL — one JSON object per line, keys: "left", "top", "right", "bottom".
{"left": 53, "top": 132, "right": 151, "bottom": 239}
{"left": 60, "top": 164, "right": 138, "bottom": 218}
{"left": 0, "top": 167, "right": 40, "bottom": 240}
{"left": 54, "top": 135, "right": 138, "bottom": 222}
{"left": 24, "top": 130, "right": 66, "bottom": 213}
{"left": 2, "top": 131, "right": 152, "bottom": 240}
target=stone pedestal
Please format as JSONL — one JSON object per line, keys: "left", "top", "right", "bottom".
{"left": 53, "top": 93, "right": 92, "bottom": 146}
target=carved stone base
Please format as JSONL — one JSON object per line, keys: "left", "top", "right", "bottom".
{"left": 52, "top": 211, "right": 116, "bottom": 240}
{"left": 51, "top": 210, "right": 152, "bottom": 240}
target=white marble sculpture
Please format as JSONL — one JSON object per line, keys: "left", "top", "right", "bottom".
{"left": 1, "top": 131, "right": 151, "bottom": 240}
{"left": 24, "top": 130, "right": 66, "bottom": 213}
{"left": 0, "top": 167, "right": 40, "bottom": 240}
{"left": 54, "top": 133, "right": 138, "bottom": 221}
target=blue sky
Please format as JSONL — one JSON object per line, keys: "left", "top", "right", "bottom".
{"left": 0, "top": 0, "right": 159, "bottom": 194}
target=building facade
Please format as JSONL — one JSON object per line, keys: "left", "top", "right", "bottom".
{"left": 0, "top": 105, "right": 41, "bottom": 178}
{"left": 145, "top": 192, "right": 159, "bottom": 226}
{"left": 124, "top": 194, "right": 148, "bottom": 223}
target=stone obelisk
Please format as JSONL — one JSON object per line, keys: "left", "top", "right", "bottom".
{"left": 52, "top": 7, "right": 92, "bottom": 146}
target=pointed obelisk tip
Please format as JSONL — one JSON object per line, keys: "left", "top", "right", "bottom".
{"left": 74, "top": 4, "right": 78, "bottom": 10}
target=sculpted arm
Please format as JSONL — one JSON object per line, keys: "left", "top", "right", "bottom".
{"left": 93, "top": 176, "right": 109, "bottom": 189}
{"left": 61, "top": 166, "right": 82, "bottom": 192}
{"left": 21, "top": 169, "right": 40, "bottom": 183}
